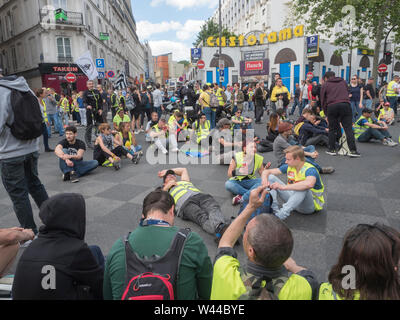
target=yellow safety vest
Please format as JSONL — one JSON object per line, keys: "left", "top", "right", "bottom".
{"left": 73, "top": 99, "right": 79, "bottom": 112}
{"left": 287, "top": 162, "right": 325, "bottom": 211}
{"left": 378, "top": 108, "right": 389, "bottom": 121}
{"left": 387, "top": 81, "right": 398, "bottom": 97}
{"left": 231, "top": 115, "right": 244, "bottom": 133}
{"left": 169, "top": 181, "right": 201, "bottom": 204}
{"left": 193, "top": 120, "right": 210, "bottom": 144}
{"left": 41, "top": 99, "right": 48, "bottom": 123}
{"left": 216, "top": 88, "right": 225, "bottom": 106}
{"left": 119, "top": 131, "right": 133, "bottom": 148}
{"left": 168, "top": 115, "right": 189, "bottom": 129}
{"left": 318, "top": 283, "right": 360, "bottom": 300}
{"left": 230, "top": 152, "right": 263, "bottom": 181}
{"left": 353, "top": 115, "right": 373, "bottom": 139}
{"left": 111, "top": 93, "right": 119, "bottom": 108}
{"left": 61, "top": 97, "right": 70, "bottom": 113}
{"left": 152, "top": 123, "right": 168, "bottom": 138}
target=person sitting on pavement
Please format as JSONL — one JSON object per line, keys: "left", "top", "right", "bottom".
{"left": 273, "top": 122, "right": 334, "bottom": 174}
{"left": 261, "top": 146, "right": 325, "bottom": 220}
{"left": 0, "top": 227, "right": 35, "bottom": 279}
{"left": 298, "top": 113, "right": 329, "bottom": 147}
{"left": 145, "top": 111, "right": 159, "bottom": 142}
{"left": 231, "top": 109, "right": 253, "bottom": 131}
{"left": 266, "top": 113, "right": 280, "bottom": 142}
{"left": 169, "top": 111, "right": 189, "bottom": 142}
{"left": 93, "top": 123, "right": 138, "bottom": 170}
{"left": 149, "top": 118, "right": 179, "bottom": 154}
{"left": 378, "top": 102, "right": 395, "bottom": 126}
{"left": 12, "top": 193, "right": 104, "bottom": 300}
{"left": 226, "top": 141, "right": 270, "bottom": 206}
{"left": 114, "top": 122, "right": 142, "bottom": 164}
{"left": 192, "top": 113, "right": 211, "bottom": 145}
{"left": 213, "top": 118, "right": 242, "bottom": 165}
{"left": 319, "top": 223, "right": 400, "bottom": 300}
{"left": 158, "top": 168, "right": 229, "bottom": 242}
{"left": 113, "top": 107, "right": 132, "bottom": 131}
{"left": 55, "top": 126, "right": 99, "bottom": 183}
{"left": 103, "top": 190, "right": 213, "bottom": 300}
{"left": 211, "top": 186, "right": 319, "bottom": 300}
{"left": 354, "top": 108, "right": 398, "bottom": 147}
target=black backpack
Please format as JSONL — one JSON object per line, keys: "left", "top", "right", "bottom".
{"left": 121, "top": 228, "right": 190, "bottom": 301}
{"left": 0, "top": 85, "right": 43, "bottom": 140}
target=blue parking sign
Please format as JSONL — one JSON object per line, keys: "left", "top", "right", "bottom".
{"left": 96, "top": 59, "right": 105, "bottom": 68}
{"left": 191, "top": 48, "right": 202, "bottom": 63}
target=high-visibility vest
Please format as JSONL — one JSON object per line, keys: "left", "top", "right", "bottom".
{"left": 61, "top": 97, "right": 70, "bottom": 113}
{"left": 168, "top": 115, "right": 188, "bottom": 130}
{"left": 111, "top": 93, "right": 119, "bottom": 108}
{"left": 230, "top": 152, "right": 263, "bottom": 181}
{"left": 287, "top": 162, "right": 325, "bottom": 211}
{"left": 378, "top": 108, "right": 389, "bottom": 121}
{"left": 152, "top": 123, "right": 168, "bottom": 138}
{"left": 353, "top": 115, "right": 373, "bottom": 139}
{"left": 119, "top": 131, "right": 133, "bottom": 148}
{"left": 231, "top": 115, "right": 244, "bottom": 133}
{"left": 73, "top": 99, "right": 79, "bottom": 112}
{"left": 216, "top": 88, "right": 225, "bottom": 106}
{"left": 169, "top": 181, "right": 201, "bottom": 205}
{"left": 387, "top": 81, "right": 398, "bottom": 97}
{"left": 41, "top": 99, "right": 48, "bottom": 123}
{"left": 193, "top": 120, "right": 210, "bottom": 144}
{"left": 318, "top": 283, "right": 360, "bottom": 300}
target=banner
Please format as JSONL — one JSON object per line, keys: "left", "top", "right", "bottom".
{"left": 114, "top": 72, "right": 128, "bottom": 90}
{"left": 75, "top": 51, "right": 98, "bottom": 80}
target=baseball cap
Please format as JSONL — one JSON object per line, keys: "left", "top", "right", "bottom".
{"left": 278, "top": 122, "right": 294, "bottom": 133}
{"left": 384, "top": 102, "right": 390, "bottom": 106}
{"left": 163, "top": 170, "right": 176, "bottom": 183}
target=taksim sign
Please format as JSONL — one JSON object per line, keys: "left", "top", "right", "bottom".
{"left": 245, "top": 61, "right": 263, "bottom": 71}
{"left": 207, "top": 25, "right": 304, "bottom": 47}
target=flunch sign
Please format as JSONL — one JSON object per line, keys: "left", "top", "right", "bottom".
{"left": 245, "top": 61, "right": 263, "bottom": 71}
{"left": 207, "top": 25, "right": 304, "bottom": 47}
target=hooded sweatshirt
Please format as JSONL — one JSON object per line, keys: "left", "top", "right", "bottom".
{"left": 12, "top": 193, "right": 104, "bottom": 300}
{"left": 320, "top": 77, "right": 350, "bottom": 114}
{"left": 0, "top": 76, "right": 40, "bottom": 160}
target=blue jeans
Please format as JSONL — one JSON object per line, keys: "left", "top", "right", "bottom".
{"left": 203, "top": 107, "right": 216, "bottom": 129}
{"left": 238, "top": 182, "right": 273, "bottom": 219}
{"left": 59, "top": 149, "right": 99, "bottom": 177}
{"left": 225, "top": 178, "right": 262, "bottom": 196}
{"left": 42, "top": 122, "right": 50, "bottom": 151}
{"left": 154, "top": 107, "right": 162, "bottom": 120}
{"left": 299, "top": 99, "right": 308, "bottom": 116}
{"left": 290, "top": 98, "right": 300, "bottom": 115}
{"left": 47, "top": 113, "right": 64, "bottom": 136}
{"left": 269, "top": 175, "right": 316, "bottom": 220}
{"left": 357, "top": 128, "right": 391, "bottom": 142}
{"left": 363, "top": 99, "right": 373, "bottom": 109}
{"left": 388, "top": 96, "right": 398, "bottom": 115}
{"left": 248, "top": 101, "right": 254, "bottom": 112}
{"left": 350, "top": 101, "right": 360, "bottom": 123}
{"left": 0, "top": 152, "right": 49, "bottom": 234}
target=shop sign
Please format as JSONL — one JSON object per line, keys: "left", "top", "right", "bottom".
{"left": 206, "top": 25, "right": 304, "bottom": 47}
{"left": 243, "top": 50, "right": 265, "bottom": 61}
{"left": 240, "top": 59, "right": 269, "bottom": 77}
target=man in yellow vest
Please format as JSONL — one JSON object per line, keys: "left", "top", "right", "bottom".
{"left": 261, "top": 145, "right": 325, "bottom": 220}
{"left": 386, "top": 75, "right": 399, "bottom": 117}
{"left": 159, "top": 168, "right": 228, "bottom": 241}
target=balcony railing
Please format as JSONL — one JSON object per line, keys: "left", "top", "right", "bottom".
{"left": 57, "top": 55, "right": 73, "bottom": 63}
{"left": 40, "top": 9, "right": 83, "bottom": 27}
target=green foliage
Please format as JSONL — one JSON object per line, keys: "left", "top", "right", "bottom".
{"left": 178, "top": 60, "right": 190, "bottom": 67}
{"left": 193, "top": 19, "right": 238, "bottom": 47}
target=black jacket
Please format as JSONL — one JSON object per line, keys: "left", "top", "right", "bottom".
{"left": 12, "top": 194, "right": 103, "bottom": 300}
{"left": 83, "top": 89, "right": 103, "bottom": 111}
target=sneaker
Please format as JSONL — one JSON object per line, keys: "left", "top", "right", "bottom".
{"left": 232, "top": 195, "right": 243, "bottom": 206}
{"left": 70, "top": 171, "right": 79, "bottom": 183}
{"left": 321, "top": 167, "right": 335, "bottom": 174}
{"left": 131, "top": 153, "right": 141, "bottom": 165}
{"left": 113, "top": 159, "right": 121, "bottom": 171}
{"left": 325, "top": 150, "right": 337, "bottom": 156}
{"left": 387, "top": 139, "right": 398, "bottom": 147}
{"left": 214, "top": 223, "right": 229, "bottom": 244}
{"left": 102, "top": 160, "right": 113, "bottom": 167}
{"left": 383, "top": 139, "right": 390, "bottom": 146}
{"left": 134, "top": 130, "right": 140, "bottom": 134}
{"left": 348, "top": 151, "right": 361, "bottom": 158}
{"left": 62, "top": 172, "right": 71, "bottom": 181}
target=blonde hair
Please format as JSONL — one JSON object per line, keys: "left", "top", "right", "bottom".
{"left": 99, "top": 123, "right": 111, "bottom": 133}
{"left": 284, "top": 145, "right": 305, "bottom": 161}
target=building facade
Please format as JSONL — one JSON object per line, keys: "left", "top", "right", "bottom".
{"left": 0, "top": 0, "right": 147, "bottom": 93}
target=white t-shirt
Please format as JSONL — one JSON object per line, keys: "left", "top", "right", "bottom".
{"left": 301, "top": 85, "right": 309, "bottom": 99}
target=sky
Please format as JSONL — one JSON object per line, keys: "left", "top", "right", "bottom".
{"left": 131, "top": 0, "right": 218, "bottom": 61}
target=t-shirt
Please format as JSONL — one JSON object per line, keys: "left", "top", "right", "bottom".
{"left": 113, "top": 114, "right": 131, "bottom": 128}
{"left": 364, "top": 84, "right": 376, "bottom": 99}
{"left": 279, "top": 163, "right": 323, "bottom": 190}
{"left": 273, "top": 135, "right": 291, "bottom": 166}
{"left": 200, "top": 91, "right": 211, "bottom": 108}
{"left": 349, "top": 85, "right": 362, "bottom": 102}
{"left": 103, "top": 226, "right": 212, "bottom": 300}
{"left": 77, "top": 97, "right": 85, "bottom": 109}
{"left": 58, "top": 139, "right": 86, "bottom": 156}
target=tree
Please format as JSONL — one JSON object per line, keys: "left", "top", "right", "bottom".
{"left": 193, "top": 19, "right": 238, "bottom": 47}
{"left": 288, "top": 0, "right": 400, "bottom": 88}
{"left": 178, "top": 60, "right": 190, "bottom": 68}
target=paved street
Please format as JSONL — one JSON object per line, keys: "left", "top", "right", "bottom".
{"left": 2, "top": 112, "right": 400, "bottom": 283}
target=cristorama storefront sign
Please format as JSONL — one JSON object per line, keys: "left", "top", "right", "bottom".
{"left": 206, "top": 25, "right": 304, "bottom": 47}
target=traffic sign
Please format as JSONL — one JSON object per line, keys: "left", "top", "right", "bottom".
{"left": 219, "top": 76, "right": 225, "bottom": 83}
{"left": 307, "top": 72, "right": 314, "bottom": 78}
{"left": 378, "top": 64, "right": 388, "bottom": 73}
{"left": 197, "top": 60, "right": 205, "bottom": 70}
{"left": 106, "top": 70, "right": 115, "bottom": 78}
{"left": 96, "top": 58, "right": 105, "bottom": 69}
{"left": 98, "top": 71, "right": 105, "bottom": 79}
{"left": 65, "top": 73, "right": 76, "bottom": 83}
{"left": 191, "top": 48, "right": 202, "bottom": 63}
{"left": 219, "top": 69, "right": 225, "bottom": 77}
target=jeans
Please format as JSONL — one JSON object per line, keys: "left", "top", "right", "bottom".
{"left": 42, "top": 122, "right": 50, "bottom": 151}
{"left": 248, "top": 101, "right": 254, "bottom": 112}
{"left": 154, "top": 107, "right": 162, "bottom": 119}
{"left": 79, "top": 109, "right": 87, "bottom": 126}
{"left": 363, "top": 99, "right": 373, "bottom": 109}
{"left": 255, "top": 104, "right": 264, "bottom": 122}
{"left": 300, "top": 99, "right": 308, "bottom": 116}
{"left": 225, "top": 178, "right": 262, "bottom": 196}
{"left": 305, "top": 135, "right": 329, "bottom": 147}
{"left": 270, "top": 101, "right": 277, "bottom": 113}
{"left": 357, "top": 128, "right": 391, "bottom": 142}
{"left": 290, "top": 98, "right": 300, "bottom": 115}
{"left": 179, "top": 193, "right": 226, "bottom": 235}
{"left": 243, "top": 101, "right": 249, "bottom": 112}
{"left": 47, "top": 113, "right": 64, "bottom": 136}
{"left": 0, "top": 152, "right": 49, "bottom": 234}
{"left": 203, "top": 107, "right": 214, "bottom": 129}
{"left": 238, "top": 182, "right": 273, "bottom": 219}
{"left": 327, "top": 102, "right": 358, "bottom": 152}
{"left": 60, "top": 112, "right": 69, "bottom": 127}
{"left": 350, "top": 101, "right": 360, "bottom": 123}
{"left": 59, "top": 149, "right": 98, "bottom": 177}
{"left": 268, "top": 175, "right": 316, "bottom": 220}
{"left": 388, "top": 96, "right": 398, "bottom": 115}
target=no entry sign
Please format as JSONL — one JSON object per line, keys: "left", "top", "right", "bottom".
{"left": 307, "top": 72, "right": 314, "bottom": 78}
{"left": 378, "top": 64, "right": 388, "bottom": 73}
{"left": 66, "top": 73, "right": 76, "bottom": 83}
{"left": 197, "top": 60, "right": 205, "bottom": 70}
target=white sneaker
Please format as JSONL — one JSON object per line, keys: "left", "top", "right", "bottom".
{"left": 161, "top": 149, "right": 168, "bottom": 155}
{"left": 134, "top": 130, "right": 139, "bottom": 134}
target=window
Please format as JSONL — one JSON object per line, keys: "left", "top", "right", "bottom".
{"left": 53, "top": 0, "right": 67, "bottom": 10}
{"left": 57, "top": 37, "right": 72, "bottom": 62}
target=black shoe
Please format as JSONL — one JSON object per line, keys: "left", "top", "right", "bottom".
{"left": 45, "top": 148, "right": 54, "bottom": 152}
{"left": 325, "top": 150, "right": 337, "bottom": 156}
{"left": 63, "top": 172, "right": 71, "bottom": 181}
{"left": 321, "top": 167, "right": 335, "bottom": 174}
{"left": 348, "top": 151, "right": 361, "bottom": 158}
{"left": 131, "top": 153, "right": 142, "bottom": 165}
{"left": 113, "top": 159, "right": 121, "bottom": 171}
{"left": 70, "top": 171, "right": 79, "bottom": 183}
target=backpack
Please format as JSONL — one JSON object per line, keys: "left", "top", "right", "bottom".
{"left": 125, "top": 95, "right": 136, "bottom": 111}
{"left": 240, "top": 275, "right": 289, "bottom": 300}
{"left": 0, "top": 85, "right": 43, "bottom": 140}
{"left": 121, "top": 228, "right": 190, "bottom": 301}
{"left": 294, "top": 122, "right": 304, "bottom": 136}
{"left": 337, "top": 130, "right": 351, "bottom": 156}
{"left": 209, "top": 92, "right": 220, "bottom": 108}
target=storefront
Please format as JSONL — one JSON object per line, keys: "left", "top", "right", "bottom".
{"left": 39, "top": 63, "right": 88, "bottom": 94}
